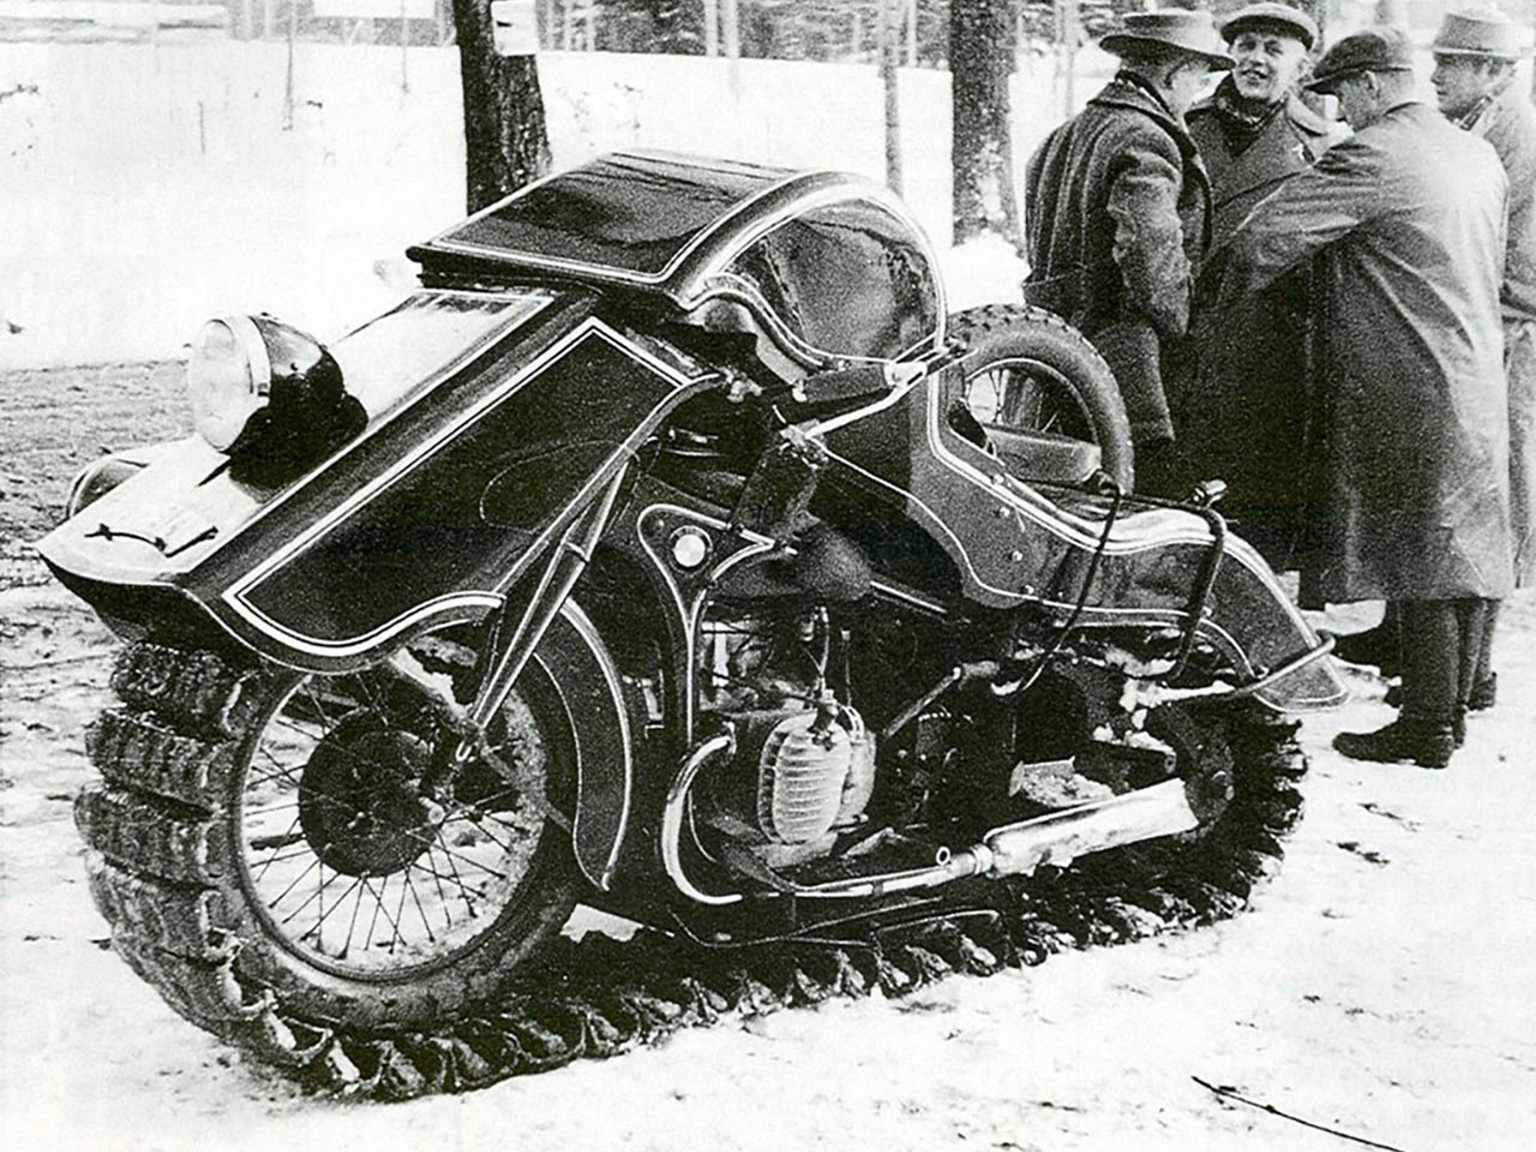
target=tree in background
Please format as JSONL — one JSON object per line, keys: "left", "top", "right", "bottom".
{"left": 452, "top": 0, "right": 552, "bottom": 213}
{"left": 951, "top": 0, "right": 1020, "bottom": 246}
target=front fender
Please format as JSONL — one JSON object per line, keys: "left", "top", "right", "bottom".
{"left": 38, "top": 293, "right": 720, "bottom": 674}
{"left": 543, "top": 601, "right": 635, "bottom": 892}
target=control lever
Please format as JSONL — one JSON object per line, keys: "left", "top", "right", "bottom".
{"left": 1190, "top": 478, "right": 1228, "bottom": 507}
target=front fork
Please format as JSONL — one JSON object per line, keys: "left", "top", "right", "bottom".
{"left": 402, "top": 468, "right": 628, "bottom": 809}
{"left": 466, "top": 468, "right": 627, "bottom": 754}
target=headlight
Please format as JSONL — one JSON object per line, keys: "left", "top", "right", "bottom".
{"left": 188, "top": 316, "right": 271, "bottom": 450}
{"left": 187, "top": 314, "right": 348, "bottom": 453}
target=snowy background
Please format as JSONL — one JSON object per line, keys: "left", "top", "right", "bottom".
{"left": 0, "top": 36, "right": 1105, "bottom": 367}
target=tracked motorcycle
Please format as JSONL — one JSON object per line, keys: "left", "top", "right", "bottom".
{"left": 39, "top": 151, "right": 1345, "bottom": 1097}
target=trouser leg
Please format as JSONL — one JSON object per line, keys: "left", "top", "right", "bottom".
{"left": 1473, "top": 600, "right": 1499, "bottom": 684}
{"left": 1468, "top": 599, "right": 1501, "bottom": 711}
{"left": 1334, "top": 599, "right": 1460, "bottom": 767}
{"left": 1333, "top": 600, "right": 1403, "bottom": 673}
{"left": 1398, "top": 599, "right": 1459, "bottom": 726}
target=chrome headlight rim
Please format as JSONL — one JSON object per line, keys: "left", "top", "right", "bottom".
{"left": 188, "top": 314, "right": 274, "bottom": 452}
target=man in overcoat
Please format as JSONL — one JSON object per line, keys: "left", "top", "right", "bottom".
{"left": 1174, "top": 4, "right": 1343, "bottom": 564}
{"left": 1334, "top": 9, "right": 1535, "bottom": 711}
{"left": 1429, "top": 8, "right": 1536, "bottom": 712}
{"left": 1215, "top": 28, "right": 1513, "bottom": 768}
{"left": 1023, "top": 9, "right": 1231, "bottom": 496}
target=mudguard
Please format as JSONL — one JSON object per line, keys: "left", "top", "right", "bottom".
{"left": 807, "top": 362, "right": 1347, "bottom": 712}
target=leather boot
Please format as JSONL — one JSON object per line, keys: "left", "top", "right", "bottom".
{"left": 1333, "top": 715, "right": 1455, "bottom": 768}
{"left": 1328, "top": 604, "right": 1403, "bottom": 675}
{"left": 1383, "top": 686, "right": 1468, "bottom": 746}
{"left": 1468, "top": 672, "right": 1498, "bottom": 712}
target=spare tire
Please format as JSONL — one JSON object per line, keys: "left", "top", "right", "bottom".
{"left": 947, "top": 304, "right": 1135, "bottom": 491}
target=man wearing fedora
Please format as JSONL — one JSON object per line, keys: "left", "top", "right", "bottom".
{"left": 1333, "top": 9, "right": 1535, "bottom": 711}
{"left": 1023, "top": 9, "right": 1230, "bottom": 497}
{"left": 1214, "top": 27, "right": 1513, "bottom": 768}
{"left": 1431, "top": 8, "right": 1536, "bottom": 715}
{"left": 1174, "top": 3, "right": 1343, "bottom": 566}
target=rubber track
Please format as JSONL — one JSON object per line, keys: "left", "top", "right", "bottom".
{"left": 76, "top": 641, "right": 1308, "bottom": 1101}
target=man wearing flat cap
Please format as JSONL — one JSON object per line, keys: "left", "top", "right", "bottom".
{"left": 1331, "top": 9, "right": 1535, "bottom": 710}
{"left": 1023, "top": 9, "right": 1230, "bottom": 496}
{"left": 1173, "top": 3, "right": 1343, "bottom": 564}
{"left": 1214, "top": 27, "right": 1513, "bottom": 768}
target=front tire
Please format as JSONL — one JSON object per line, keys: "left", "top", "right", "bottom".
{"left": 77, "top": 621, "right": 588, "bottom": 1035}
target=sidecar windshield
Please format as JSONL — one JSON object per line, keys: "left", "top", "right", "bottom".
{"left": 714, "top": 197, "right": 941, "bottom": 362}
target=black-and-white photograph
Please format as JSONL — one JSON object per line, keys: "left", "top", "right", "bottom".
{"left": 2, "top": 2, "right": 1532, "bottom": 1149}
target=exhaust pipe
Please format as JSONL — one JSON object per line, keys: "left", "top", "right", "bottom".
{"left": 941, "top": 778, "right": 1199, "bottom": 880}
{"left": 664, "top": 729, "right": 1201, "bottom": 903}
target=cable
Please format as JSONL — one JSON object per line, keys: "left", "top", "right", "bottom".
{"left": 993, "top": 470, "right": 1125, "bottom": 697}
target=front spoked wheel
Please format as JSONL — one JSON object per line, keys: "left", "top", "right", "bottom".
{"left": 79, "top": 624, "right": 582, "bottom": 1035}
{"left": 231, "top": 630, "right": 578, "bottom": 1013}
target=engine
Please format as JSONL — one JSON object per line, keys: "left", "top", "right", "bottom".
{"left": 695, "top": 610, "right": 877, "bottom": 869}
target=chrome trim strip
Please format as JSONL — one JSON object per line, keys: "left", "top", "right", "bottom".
{"left": 868, "top": 578, "right": 948, "bottom": 617}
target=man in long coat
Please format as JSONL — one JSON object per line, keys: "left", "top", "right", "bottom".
{"left": 1333, "top": 10, "right": 1536, "bottom": 707}
{"left": 1428, "top": 8, "right": 1536, "bottom": 712}
{"left": 1174, "top": 4, "right": 1343, "bottom": 564}
{"left": 1023, "top": 9, "right": 1231, "bottom": 496}
{"left": 1215, "top": 28, "right": 1513, "bottom": 768}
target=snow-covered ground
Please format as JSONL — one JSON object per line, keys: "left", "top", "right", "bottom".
{"left": 2, "top": 578, "right": 1534, "bottom": 1151}
{"left": 3, "top": 32, "right": 1534, "bottom": 1152}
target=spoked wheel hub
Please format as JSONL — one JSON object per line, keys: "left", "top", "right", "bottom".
{"left": 298, "top": 716, "right": 439, "bottom": 879}
{"left": 230, "top": 640, "right": 578, "bottom": 983}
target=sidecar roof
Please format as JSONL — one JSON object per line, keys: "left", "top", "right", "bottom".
{"left": 408, "top": 150, "right": 946, "bottom": 364}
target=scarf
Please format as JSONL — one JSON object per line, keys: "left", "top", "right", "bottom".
{"left": 1209, "top": 76, "right": 1285, "bottom": 156}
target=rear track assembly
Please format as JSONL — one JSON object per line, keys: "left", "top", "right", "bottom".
{"left": 76, "top": 640, "right": 1307, "bottom": 1101}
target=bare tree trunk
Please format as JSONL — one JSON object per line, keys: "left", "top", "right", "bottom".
{"left": 951, "top": 0, "right": 1019, "bottom": 247}
{"left": 703, "top": 0, "right": 718, "bottom": 56}
{"left": 452, "top": 0, "right": 551, "bottom": 214}
{"left": 721, "top": 0, "right": 740, "bottom": 58}
{"left": 879, "top": 0, "right": 902, "bottom": 192}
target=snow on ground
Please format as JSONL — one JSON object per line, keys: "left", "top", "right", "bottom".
{"left": 2, "top": 32, "right": 1534, "bottom": 1152}
{"left": 2, "top": 578, "right": 1534, "bottom": 1151}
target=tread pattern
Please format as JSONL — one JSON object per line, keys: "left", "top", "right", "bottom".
{"left": 77, "top": 640, "right": 1308, "bottom": 1101}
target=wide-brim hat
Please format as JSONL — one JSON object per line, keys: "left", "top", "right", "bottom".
{"left": 1219, "top": 3, "right": 1319, "bottom": 51}
{"left": 1305, "top": 27, "right": 1415, "bottom": 94}
{"left": 1432, "top": 9, "right": 1528, "bottom": 59}
{"left": 1100, "top": 9, "right": 1235, "bottom": 69}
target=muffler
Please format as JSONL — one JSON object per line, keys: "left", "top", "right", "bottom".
{"left": 941, "top": 778, "right": 1199, "bottom": 879}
